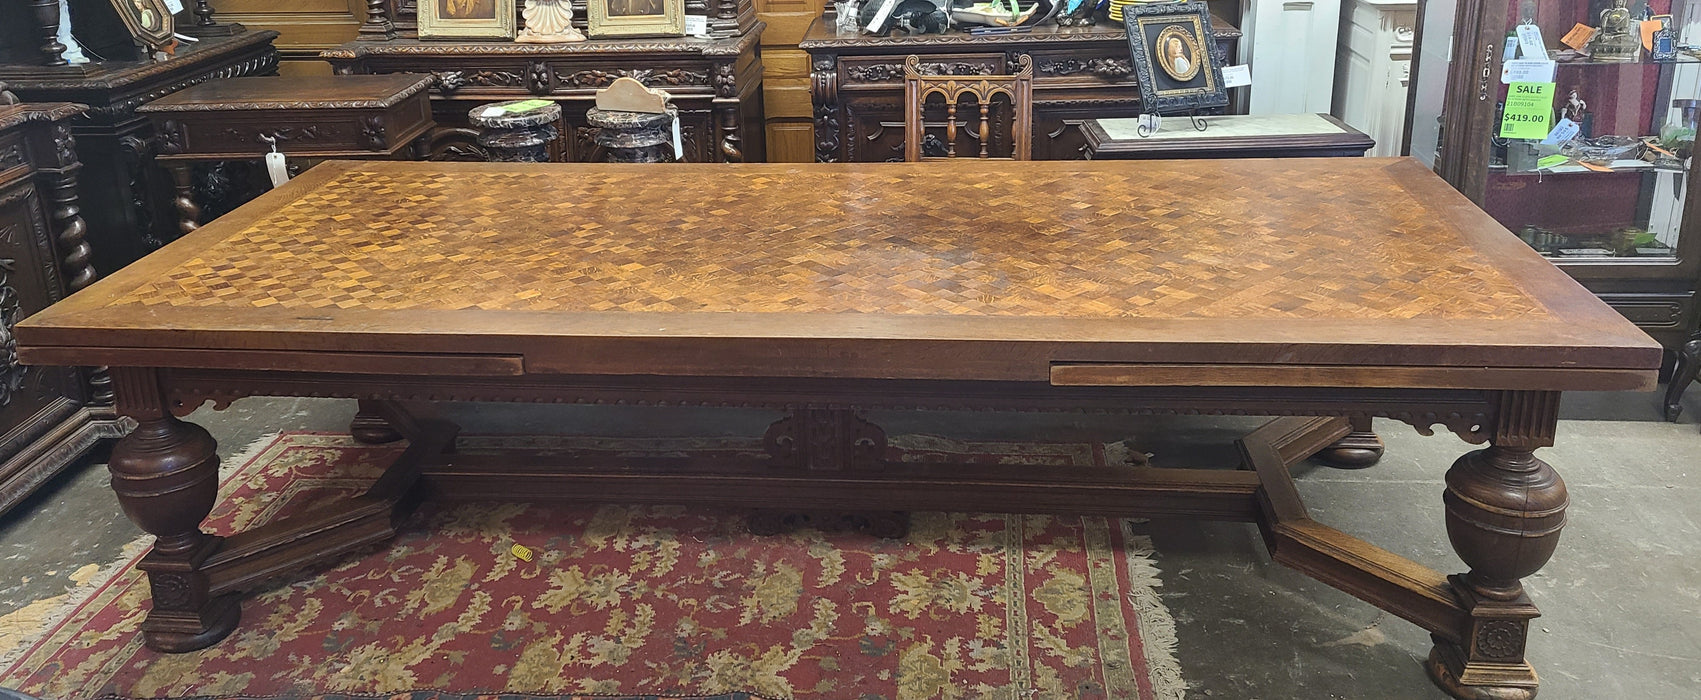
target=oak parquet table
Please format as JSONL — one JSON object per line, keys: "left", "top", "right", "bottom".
{"left": 16, "top": 159, "right": 1660, "bottom": 700}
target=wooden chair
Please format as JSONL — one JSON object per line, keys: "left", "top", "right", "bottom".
{"left": 903, "top": 53, "right": 1034, "bottom": 161}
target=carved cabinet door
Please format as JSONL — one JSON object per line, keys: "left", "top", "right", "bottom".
{"left": 0, "top": 178, "right": 83, "bottom": 442}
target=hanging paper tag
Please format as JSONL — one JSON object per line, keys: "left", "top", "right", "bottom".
{"left": 684, "top": 15, "right": 710, "bottom": 37}
{"left": 1501, "top": 58, "right": 1555, "bottom": 84}
{"left": 1542, "top": 117, "right": 1581, "bottom": 144}
{"left": 1499, "top": 81, "right": 1555, "bottom": 139}
{"left": 1221, "top": 65, "right": 1251, "bottom": 88}
{"left": 164, "top": 0, "right": 185, "bottom": 13}
{"left": 1515, "top": 24, "right": 1547, "bottom": 58}
{"left": 265, "top": 151, "right": 290, "bottom": 188}
{"left": 671, "top": 114, "right": 684, "bottom": 161}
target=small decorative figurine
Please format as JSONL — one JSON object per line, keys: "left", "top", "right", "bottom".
{"left": 1589, "top": 0, "right": 1639, "bottom": 62}
{"left": 517, "top": 0, "right": 586, "bottom": 42}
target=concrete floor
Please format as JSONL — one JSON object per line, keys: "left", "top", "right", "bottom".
{"left": 1, "top": 389, "right": 1697, "bottom": 699}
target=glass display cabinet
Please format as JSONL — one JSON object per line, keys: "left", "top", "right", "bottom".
{"left": 1435, "top": 0, "right": 1701, "bottom": 418}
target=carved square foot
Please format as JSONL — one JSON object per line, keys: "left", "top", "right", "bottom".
{"left": 136, "top": 535, "right": 238, "bottom": 652}
{"left": 139, "top": 593, "right": 241, "bottom": 652}
{"left": 1426, "top": 634, "right": 1539, "bottom": 700}
{"left": 748, "top": 509, "right": 910, "bottom": 539}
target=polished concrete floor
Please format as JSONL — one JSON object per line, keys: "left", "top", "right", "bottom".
{"left": 1, "top": 388, "right": 1697, "bottom": 699}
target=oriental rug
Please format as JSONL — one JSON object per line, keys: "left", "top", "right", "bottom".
{"left": 0, "top": 432, "right": 1183, "bottom": 700}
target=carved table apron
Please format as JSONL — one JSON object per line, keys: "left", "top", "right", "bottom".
{"left": 15, "top": 159, "right": 1660, "bottom": 700}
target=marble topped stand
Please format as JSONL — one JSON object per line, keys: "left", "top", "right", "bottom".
{"left": 1083, "top": 113, "right": 1376, "bottom": 159}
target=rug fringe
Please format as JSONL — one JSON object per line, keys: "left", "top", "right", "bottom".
{"left": 1121, "top": 520, "right": 1187, "bottom": 700}
{"left": 0, "top": 432, "right": 285, "bottom": 673}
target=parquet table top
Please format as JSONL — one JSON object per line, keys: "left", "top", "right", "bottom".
{"left": 16, "top": 159, "right": 1661, "bottom": 383}
{"left": 117, "top": 157, "right": 1536, "bottom": 319}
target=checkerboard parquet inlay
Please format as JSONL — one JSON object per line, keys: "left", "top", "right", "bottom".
{"left": 114, "top": 164, "right": 1551, "bottom": 320}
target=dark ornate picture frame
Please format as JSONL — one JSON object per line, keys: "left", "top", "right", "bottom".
{"left": 1123, "top": 1, "right": 1227, "bottom": 115}
{"left": 106, "top": 0, "right": 177, "bottom": 52}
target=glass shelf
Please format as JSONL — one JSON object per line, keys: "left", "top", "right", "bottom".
{"left": 1481, "top": 0, "right": 1699, "bottom": 262}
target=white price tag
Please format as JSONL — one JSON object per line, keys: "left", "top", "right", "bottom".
{"left": 1501, "top": 58, "right": 1556, "bottom": 84}
{"left": 264, "top": 151, "right": 290, "bottom": 188}
{"left": 165, "top": 0, "right": 186, "bottom": 14}
{"left": 684, "top": 15, "right": 710, "bottom": 37}
{"left": 1515, "top": 23, "right": 1547, "bottom": 58}
{"left": 480, "top": 106, "right": 505, "bottom": 118}
{"left": 671, "top": 114, "right": 684, "bottom": 161}
{"left": 1221, "top": 64, "right": 1251, "bottom": 88}
{"left": 1542, "top": 118, "right": 1581, "bottom": 144}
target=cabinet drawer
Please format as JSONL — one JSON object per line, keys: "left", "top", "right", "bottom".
{"left": 1026, "top": 49, "right": 1134, "bottom": 87}
{"left": 839, "top": 53, "right": 1006, "bottom": 88}
{"left": 1601, "top": 293, "right": 1694, "bottom": 329}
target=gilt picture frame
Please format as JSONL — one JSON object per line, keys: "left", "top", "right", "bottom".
{"left": 587, "top": 0, "right": 686, "bottom": 38}
{"left": 1123, "top": 1, "right": 1227, "bottom": 115}
{"left": 419, "top": 0, "right": 518, "bottom": 40}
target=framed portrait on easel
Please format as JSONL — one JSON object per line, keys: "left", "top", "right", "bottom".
{"left": 1123, "top": 1, "right": 1227, "bottom": 115}
{"left": 419, "top": 0, "right": 518, "bottom": 40}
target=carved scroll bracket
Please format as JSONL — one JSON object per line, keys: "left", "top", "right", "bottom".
{"left": 763, "top": 409, "right": 888, "bottom": 472}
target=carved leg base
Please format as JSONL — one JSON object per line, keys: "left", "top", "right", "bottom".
{"left": 1315, "top": 430, "right": 1385, "bottom": 468}
{"left": 748, "top": 509, "right": 910, "bottom": 539}
{"left": 350, "top": 400, "right": 403, "bottom": 444}
{"left": 138, "top": 591, "right": 241, "bottom": 652}
{"left": 1427, "top": 636, "right": 1539, "bottom": 700}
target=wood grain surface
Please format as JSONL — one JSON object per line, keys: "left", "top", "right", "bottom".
{"left": 15, "top": 158, "right": 1661, "bottom": 385}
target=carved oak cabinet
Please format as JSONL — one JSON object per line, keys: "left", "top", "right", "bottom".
{"left": 0, "top": 31, "right": 281, "bottom": 276}
{"left": 802, "top": 18, "right": 1240, "bottom": 162}
{"left": 321, "top": 0, "right": 765, "bottom": 163}
{"left": 0, "top": 103, "right": 129, "bottom": 516}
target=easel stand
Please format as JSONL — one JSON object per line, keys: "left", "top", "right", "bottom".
{"left": 1136, "top": 110, "right": 1211, "bottom": 138}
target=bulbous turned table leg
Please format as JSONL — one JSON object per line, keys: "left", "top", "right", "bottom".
{"left": 1315, "top": 415, "right": 1384, "bottom": 468}
{"left": 349, "top": 399, "right": 404, "bottom": 444}
{"left": 1427, "top": 444, "right": 1567, "bottom": 700}
{"left": 109, "top": 410, "right": 239, "bottom": 652}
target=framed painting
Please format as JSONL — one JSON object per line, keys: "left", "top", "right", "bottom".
{"left": 587, "top": 0, "right": 686, "bottom": 38}
{"left": 419, "top": 0, "right": 517, "bottom": 40}
{"left": 1123, "top": 1, "right": 1228, "bottom": 115}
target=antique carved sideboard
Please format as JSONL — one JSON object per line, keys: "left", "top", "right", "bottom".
{"left": 0, "top": 31, "right": 280, "bottom": 276}
{"left": 0, "top": 100, "right": 129, "bottom": 516}
{"left": 801, "top": 18, "right": 1240, "bottom": 162}
{"left": 321, "top": 0, "right": 765, "bottom": 163}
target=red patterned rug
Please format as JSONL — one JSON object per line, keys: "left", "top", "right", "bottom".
{"left": 1, "top": 432, "right": 1183, "bottom": 700}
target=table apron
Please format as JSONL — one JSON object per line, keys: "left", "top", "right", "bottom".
{"left": 152, "top": 367, "right": 1505, "bottom": 444}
